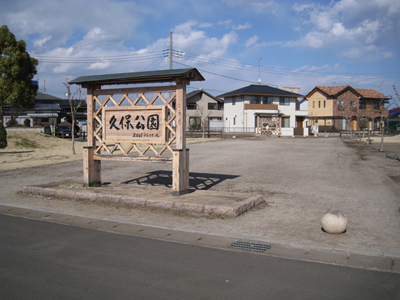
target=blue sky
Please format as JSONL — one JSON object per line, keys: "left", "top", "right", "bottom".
{"left": 2, "top": 0, "right": 400, "bottom": 105}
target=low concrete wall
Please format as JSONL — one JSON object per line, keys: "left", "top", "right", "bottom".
{"left": 5, "top": 127, "right": 43, "bottom": 133}
{"left": 281, "top": 128, "right": 294, "bottom": 136}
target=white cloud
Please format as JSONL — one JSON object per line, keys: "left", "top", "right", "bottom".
{"left": 233, "top": 22, "right": 252, "bottom": 30}
{"left": 199, "top": 22, "right": 213, "bottom": 28}
{"left": 0, "top": 0, "right": 144, "bottom": 51}
{"left": 289, "top": 0, "right": 400, "bottom": 59}
{"left": 87, "top": 61, "right": 112, "bottom": 70}
{"left": 218, "top": 20, "right": 233, "bottom": 28}
{"left": 222, "top": 0, "right": 279, "bottom": 13}
{"left": 246, "top": 36, "right": 259, "bottom": 47}
{"left": 343, "top": 46, "right": 393, "bottom": 60}
{"left": 34, "top": 36, "right": 52, "bottom": 48}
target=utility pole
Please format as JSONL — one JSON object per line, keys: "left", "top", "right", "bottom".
{"left": 169, "top": 31, "right": 173, "bottom": 70}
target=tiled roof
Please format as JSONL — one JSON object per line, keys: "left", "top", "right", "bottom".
{"left": 316, "top": 85, "right": 350, "bottom": 96}
{"left": 218, "top": 84, "right": 303, "bottom": 98}
{"left": 35, "top": 92, "right": 63, "bottom": 101}
{"left": 353, "top": 88, "right": 387, "bottom": 99}
{"left": 187, "top": 89, "right": 223, "bottom": 103}
{"left": 313, "top": 85, "right": 388, "bottom": 99}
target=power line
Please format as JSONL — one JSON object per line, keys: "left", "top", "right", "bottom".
{"left": 173, "top": 61, "right": 262, "bottom": 85}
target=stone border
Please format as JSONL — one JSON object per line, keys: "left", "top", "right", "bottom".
{"left": 22, "top": 185, "right": 265, "bottom": 218}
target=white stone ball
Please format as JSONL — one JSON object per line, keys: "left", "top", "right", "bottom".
{"left": 321, "top": 210, "right": 348, "bottom": 234}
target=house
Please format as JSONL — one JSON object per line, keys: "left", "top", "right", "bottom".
{"left": 3, "top": 92, "right": 87, "bottom": 132}
{"left": 218, "top": 85, "right": 307, "bottom": 136}
{"left": 3, "top": 92, "right": 62, "bottom": 129}
{"left": 186, "top": 89, "right": 224, "bottom": 131}
{"left": 305, "top": 85, "right": 389, "bottom": 132}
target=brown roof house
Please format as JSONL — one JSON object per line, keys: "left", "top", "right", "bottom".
{"left": 304, "top": 85, "right": 389, "bottom": 134}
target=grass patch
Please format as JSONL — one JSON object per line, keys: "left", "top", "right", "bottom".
{"left": 14, "top": 138, "right": 40, "bottom": 148}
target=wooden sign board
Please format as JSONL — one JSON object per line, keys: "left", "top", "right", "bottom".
{"left": 103, "top": 106, "right": 166, "bottom": 144}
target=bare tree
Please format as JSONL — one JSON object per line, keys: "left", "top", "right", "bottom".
{"left": 392, "top": 85, "right": 400, "bottom": 108}
{"left": 379, "top": 98, "right": 390, "bottom": 152}
{"left": 337, "top": 102, "right": 356, "bottom": 139}
{"left": 195, "top": 102, "right": 211, "bottom": 138}
{"left": 64, "top": 81, "right": 86, "bottom": 155}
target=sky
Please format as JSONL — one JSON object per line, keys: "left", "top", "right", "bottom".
{"left": 1, "top": 0, "right": 400, "bottom": 106}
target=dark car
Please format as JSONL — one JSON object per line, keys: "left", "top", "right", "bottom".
{"left": 57, "top": 125, "right": 73, "bottom": 138}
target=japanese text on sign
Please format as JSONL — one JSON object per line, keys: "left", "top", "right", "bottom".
{"left": 103, "top": 107, "right": 165, "bottom": 143}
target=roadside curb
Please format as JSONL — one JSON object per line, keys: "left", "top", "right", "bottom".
{"left": 1, "top": 203, "right": 399, "bottom": 274}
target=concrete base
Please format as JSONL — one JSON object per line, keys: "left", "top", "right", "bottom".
{"left": 22, "top": 181, "right": 265, "bottom": 218}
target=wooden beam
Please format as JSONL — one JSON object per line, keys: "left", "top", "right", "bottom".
{"left": 93, "top": 85, "right": 177, "bottom": 96}
{"left": 175, "top": 80, "right": 186, "bottom": 150}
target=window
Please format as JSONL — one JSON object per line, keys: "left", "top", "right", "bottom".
{"left": 338, "top": 119, "right": 346, "bottom": 130}
{"left": 350, "top": 101, "right": 356, "bottom": 107}
{"left": 250, "top": 96, "right": 261, "bottom": 104}
{"left": 281, "top": 117, "right": 290, "bottom": 128}
{"left": 318, "top": 101, "right": 321, "bottom": 108}
{"left": 267, "top": 97, "right": 274, "bottom": 104}
{"left": 324, "top": 100, "right": 326, "bottom": 108}
{"left": 187, "top": 103, "right": 196, "bottom": 110}
{"left": 233, "top": 117, "right": 236, "bottom": 125}
{"left": 374, "top": 119, "right": 380, "bottom": 130}
{"left": 208, "top": 103, "right": 217, "bottom": 110}
{"left": 313, "top": 101, "right": 315, "bottom": 108}
{"left": 279, "top": 97, "right": 290, "bottom": 106}
{"left": 373, "top": 102, "right": 379, "bottom": 110}
{"left": 359, "top": 102, "right": 366, "bottom": 109}
{"left": 338, "top": 100, "right": 343, "bottom": 108}
{"left": 232, "top": 97, "right": 236, "bottom": 106}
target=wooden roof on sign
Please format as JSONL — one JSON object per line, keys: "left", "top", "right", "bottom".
{"left": 68, "top": 68, "right": 204, "bottom": 86}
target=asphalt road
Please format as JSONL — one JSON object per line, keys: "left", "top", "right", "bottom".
{"left": 1, "top": 214, "right": 399, "bottom": 300}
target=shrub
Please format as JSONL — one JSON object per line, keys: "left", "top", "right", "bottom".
{"left": 6, "top": 118, "right": 18, "bottom": 127}
{"left": 359, "top": 118, "right": 369, "bottom": 130}
{"left": 24, "top": 119, "right": 31, "bottom": 127}
{"left": 0, "top": 123, "right": 7, "bottom": 149}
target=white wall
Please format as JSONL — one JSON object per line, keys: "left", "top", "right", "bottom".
{"left": 224, "top": 95, "right": 308, "bottom": 136}
{"left": 223, "top": 97, "right": 244, "bottom": 129}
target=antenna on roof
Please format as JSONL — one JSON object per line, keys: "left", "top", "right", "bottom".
{"left": 258, "top": 57, "right": 262, "bottom": 84}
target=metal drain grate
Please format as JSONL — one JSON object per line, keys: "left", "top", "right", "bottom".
{"left": 229, "top": 240, "right": 272, "bottom": 252}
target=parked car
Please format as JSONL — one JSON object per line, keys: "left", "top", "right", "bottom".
{"left": 56, "top": 124, "right": 73, "bottom": 138}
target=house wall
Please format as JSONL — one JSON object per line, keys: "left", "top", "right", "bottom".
{"left": 224, "top": 95, "right": 304, "bottom": 135}
{"left": 187, "top": 92, "right": 223, "bottom": 129}
{"left": 307, "top": 91, "right": 333, "bottom": 125}
{"left": 224, "top": 96, "right": 245, "bottom": 129}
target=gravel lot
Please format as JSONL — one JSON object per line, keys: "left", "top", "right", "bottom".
{"left": 1, "top": 135, "right": 399, "bottom": 256}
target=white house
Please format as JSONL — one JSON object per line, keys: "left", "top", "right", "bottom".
{"left": 218, "top": 85, "right": 308, "bottom": 136}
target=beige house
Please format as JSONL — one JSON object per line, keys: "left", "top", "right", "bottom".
{"left": 305, "top": 85, "right": 388, "bottom": 132}
{"left": 186, "top": 89, "right": 224, "bottom": 131}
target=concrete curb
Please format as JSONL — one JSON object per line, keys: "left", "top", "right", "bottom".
{"left": 22, "top": 185, "right": 265, "bottom": 218}
{"left": 1, "top": 203, "right": 399, "bottom": 274}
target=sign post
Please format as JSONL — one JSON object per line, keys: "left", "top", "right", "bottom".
{"left": 69, "top": 68, "right": 204, "bottom": 196}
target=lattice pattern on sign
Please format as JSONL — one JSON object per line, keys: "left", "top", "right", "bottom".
{"left": 92, "top": 91, "right": 176, "bottom": 161}
{"left": 259, "top": 116, "right": 281, "bottom": 137}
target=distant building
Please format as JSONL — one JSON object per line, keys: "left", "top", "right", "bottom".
{"left": 2, "top": 92, "right": 86, "bottom": 132}
{"left": 218, "top": 85, "right": 307, "bottom": 136}
{"left": 186, "top": 89, "right": 224, "bottom": 131}
{"left": 304, "top": 85, "right": 389, "bottom": 132}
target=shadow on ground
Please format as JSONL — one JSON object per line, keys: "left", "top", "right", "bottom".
{"left": 122, "top": 170, "right": 240, "bottom": 190}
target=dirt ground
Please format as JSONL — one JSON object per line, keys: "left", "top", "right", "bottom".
{"left": 0, "top": 130, "right": 220, "bottom": 172}
{"left": 1, "top": 129, "right": 400, "bottom": 257}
